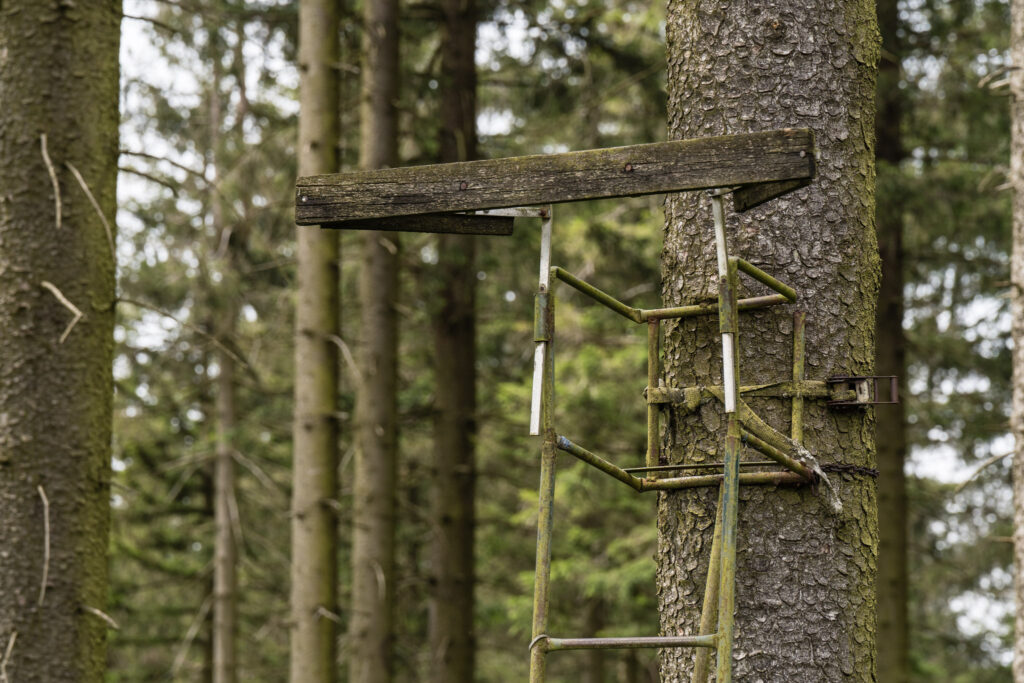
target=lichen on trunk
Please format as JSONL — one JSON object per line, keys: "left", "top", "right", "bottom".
{"left": 657, "top": 1, "right": 880, "bottom": 680}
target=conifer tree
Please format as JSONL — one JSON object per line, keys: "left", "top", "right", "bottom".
{"left": 290, "top": 0, "right": 341, "bottom": 680}
{"left": 349, "top": 0, "right": 400, "bottom": 680}
{"left": 657, "top": 1, "right": 880, "bottom": 679}
{"left": 0, "top": 2, "right": 120, "bottom": 680}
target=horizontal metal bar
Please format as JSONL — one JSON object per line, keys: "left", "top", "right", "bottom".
{"left": 740, "top": 430, "right": 813, "bottom": 480}
{"left": 623, "top": 461, "right": 778, "bottom": 474}
{"left": 641, "top": 293, "right": 788, "bottom": 321}
{"left": 543, "top": 635, "right": 718, "bottom": 652}
{"left": 734, "top": 258, "right": 797, "bottom": 302}
{"left": 555, "top": 436, "right": 643, "bottom": 491}
{"left": 639, "top": 471, "right": 806, "bottom": 491}
{"left": 551, "top": 267, "right": 643, "bottom": 323}
{"left": 647, "top": 380, "right": 833, "bottom": 406}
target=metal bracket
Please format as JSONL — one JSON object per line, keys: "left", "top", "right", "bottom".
{"left": 826, "top": 375, "right": 899, "bottom": 406}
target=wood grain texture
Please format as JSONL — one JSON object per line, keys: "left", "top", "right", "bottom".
{"left": 295, "top": 129, "right": 815, "bottom": 225}
{"left": 329, "top": 214, "right": 513, "bottom": 235}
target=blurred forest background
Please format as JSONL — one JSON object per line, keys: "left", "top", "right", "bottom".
{"left": 110, "top": 0, "right": 1010, "bottom": 680}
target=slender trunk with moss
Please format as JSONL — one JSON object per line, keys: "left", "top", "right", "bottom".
{"left": 657, "top": 2, "right": 880, "bottom": 680}
{"left": 875, "top": 0, "right": 908, "bottom": 679}
{"left": 290, "top": 0, "right": 340, "bottom": 681}
{"left": 1010, "top": 1, "right": 1024, "bottom": 679}
{"left": 428, "top": 1, "right": 479, "bottom": 680}
{"left": 348, "top": 0, "right": 400, "bottom": 680}
{"left": 209, "top": 38, "right": 239, "bottom": 683}
{"left": 0, "top": 2, "right": 120, "bottom": 681}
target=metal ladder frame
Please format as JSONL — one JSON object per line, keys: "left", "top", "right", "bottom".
{"left": 527, "top": 190, "right": 825, "bottom": 683}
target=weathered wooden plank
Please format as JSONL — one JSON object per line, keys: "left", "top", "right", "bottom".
{"left": 295, "top": 128, "right": 815, "bottom": 225}
{"left": 325, "top": 214, "right": 514, "bottom": 235}
{"left": 732, "top": 176, "right": 813, "bottom": 213}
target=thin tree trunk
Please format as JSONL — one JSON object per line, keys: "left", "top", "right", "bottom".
{"left": 582, "top": 598, "right": 606, "bottom": 683}
{"left": 290, "top": 0, "right": 340, "bottom": 680}
{"left": 1010, "top": 0, "right": 1024, "bottom": 678}
{"left": 657, "top": 1, "right": 880, "bottom": 681}
{"left": 349, "top": 0, "right": 400, "bottom": 680}
{"left": 209, "top": 37, "right": 239, "bottom": 683}
{"left": 429, "top": 0, "right": 479, "bottom": 680}
{"left": 0, "top": 2, "right": 120, "bottom": 681}
{"left": 875, "top": 0, "right": 908, "bottom": 679}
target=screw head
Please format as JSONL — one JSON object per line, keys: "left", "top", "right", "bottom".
{"left": 459, "top": 180, "right": 468, "bottom": 190}
{"left": 624, "top": 162, "right": 634, "bottom": 172}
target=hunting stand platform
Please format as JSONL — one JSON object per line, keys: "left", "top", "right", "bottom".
{"left": 295, "top": 128, "right": 892, "bottom": 682}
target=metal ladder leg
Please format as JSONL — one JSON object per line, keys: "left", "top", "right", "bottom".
{"left": 711, "top": 193, "right": 741, "bottom": 683}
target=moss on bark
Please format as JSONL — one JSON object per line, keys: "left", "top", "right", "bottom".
{"left": 657, "top": 1, "right": 880, "bottom": 680}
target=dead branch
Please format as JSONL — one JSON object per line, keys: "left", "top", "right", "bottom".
{"left": 40, "top": 281, "right": 84, "bottom": 344}
{"left": 117, "top": 297, "right": 249, "bottom": 370}
{"left": 37, "top": 486, "right": 49, "bottom": 607}
{"left": 0, "top": 631, "right": 17, "bottom": 683}
{"left": 40, "top": 134, "right": 61, "bottom": 230}
{"left": 171, "top": 594, "right": 212, "bottom": 676}
{"left": 66, "top": 161, "right": 115, "bottom": 256}
{"left": 955, "top": 450, "right": 1013, "bottom": 493}
{"left": 81, "top": 605, "right": 119, "bottom": 630}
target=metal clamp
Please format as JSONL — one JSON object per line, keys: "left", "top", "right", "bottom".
{"left": 826, "top": 375, "right": 899, "bottom": 406}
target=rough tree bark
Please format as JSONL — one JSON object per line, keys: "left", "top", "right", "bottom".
{"left": 429, "top": 0, "right": 479, "bottom": 680}
{"left": 289, "top": 0, "right": 340, "bottom": 680}
{"left": 0, "top": 2, "right": 120, "bottom": 681}
{"left": 874, "top": 0, "right": 908, "bottom": 679}
{"left": 1010, "top": 0, "right": 1024, "bottom": 679}
{"left": 348, "top": 0, "right": 399, "bottom": 680}
{"left": 657, "top": 1, "right": 880, "bottom": 681}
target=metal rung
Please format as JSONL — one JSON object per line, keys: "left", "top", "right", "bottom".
{"left": 543, "top": 635, "right": 718, "bottom": 652}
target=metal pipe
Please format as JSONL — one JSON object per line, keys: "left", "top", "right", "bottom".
{"left": 791, "top": 311, "right": 806, "bottom": 443}
{"left": 529, "top": 442, "right": 556, "bottom": 683}
{"left": 714, "top": 194, "right": 740, "bottom": 683}
{"left": 556, "top": 436, "right": 643, "bottom": 492}
{"left": 641, "top": 293, "right": 789, "bottom": 321}
{"left": 735, "top": 258, "right": 797, "bottom": 302}
{"left": 529, "top": 291, "right": 556, "bottom": 683}
{"left": 646, "top": 319, "right": 660, "bottom": 469}
{"left": 544, "top": 635, "right": 717, "bottom": 652}
{"left": 529, "top": 209, "right": 554, "bottom": 435}
{"left": 623, "top": 461, "right": 778, "bottom": 474}
{"left": 738, "top": 399, "right": 803, "bottom": 460}
{"left": 638, "top": 470, "right": 805, "bottom": 491}
{"left": 741, "top": 430, "right": 813, "bottom": 480}
{"left": 692, "top": 486, "right": 724, "bottom": 683}
{"left": 551, "top": 267, "right": 643, "bottom": 323}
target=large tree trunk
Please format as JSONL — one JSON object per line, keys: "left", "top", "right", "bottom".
{"left": 348, "top": 0, "right": 400, "bottom": 680}
{"left": 428, "top": 0, "right": 479, "bottom": 680}
{"left": 874, "top": 0, "right": 908, "bottom": 679}
{"left": 289, "top": 0, "right": 340, "bottom": 681}
{"left": 0, "top": 2, "right": 120, "bottom": 681}
{"left": 657, "top": 2, "right": 880, "bottom": 681}
{"left": 1010, "top": 0, "right": 1024, "bottom": 679}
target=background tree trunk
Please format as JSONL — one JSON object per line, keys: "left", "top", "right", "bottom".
{"left": 209, "top": 39, "right": 238, "bottom": 683}
{"left": 0, "top": 2, "right": 120, "bottom": 680}
{"left": 1010, "top": 0, "right": 1024, "bottom": 678}
{"left": 290, "top": 0, "right": 340, "bottom": 680}
{"left": 657, "top": 1, "right": 880, "bottom": 680}
{"left": 875, "top": 0, "right": 909, "bottom": 679}
{"left": 349, "top": 0, "right": 400, "bottom": 680}
{"left": 428, "top": 0, "right": 479, "bottom": 681}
